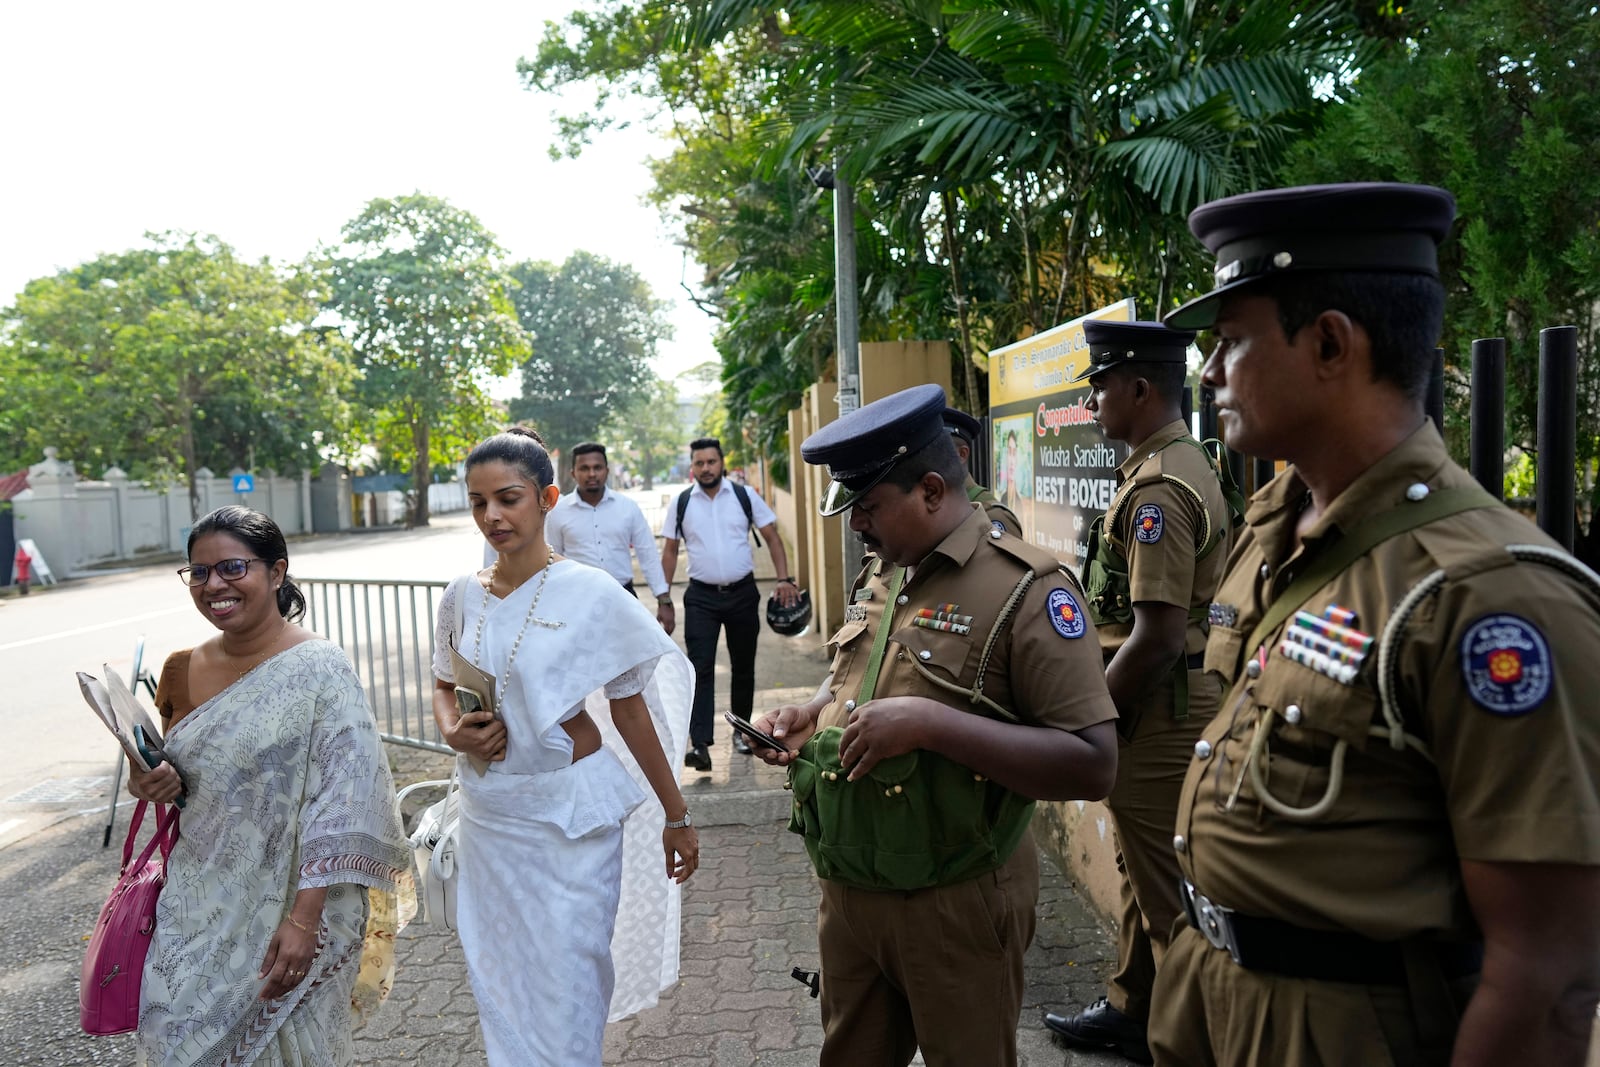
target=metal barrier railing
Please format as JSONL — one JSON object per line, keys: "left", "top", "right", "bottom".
{"left": 300, "top": 578, "right": 451, "bottom": 753}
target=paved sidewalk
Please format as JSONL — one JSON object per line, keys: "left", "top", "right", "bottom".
{"left": 1, "top": 696, "right": 1127, "bottom": 1067}
{"left": 367, "top": 725, "right": 1128, "bottom": 1067}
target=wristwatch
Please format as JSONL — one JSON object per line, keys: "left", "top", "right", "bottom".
{"left": 656, "top": 593, "right": 673, "bottom": 605}
{"left": 665, "top": 810, "right": 693, "bottom": 829}
{"left": 777, "top": 577, "right": 797, "bottom": 586}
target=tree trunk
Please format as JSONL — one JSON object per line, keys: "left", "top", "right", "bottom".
{"left": 180, "top": 375, "right": 201, "bottom": 522}
{"left": 411, "top": 418, "right": 431, "bottom": 528}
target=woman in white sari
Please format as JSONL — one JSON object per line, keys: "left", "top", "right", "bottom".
{"left": 128, "top": 506, "right": 413, "bottom": 1065}
{"left": 432, "top": 426, "right": 698, "bottom": 1066}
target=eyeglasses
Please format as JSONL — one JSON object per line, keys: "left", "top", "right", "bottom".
{"left": 177, "top": 558, "right": 270, "bottom": 587}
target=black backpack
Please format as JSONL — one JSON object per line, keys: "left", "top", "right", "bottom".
{"left": 674, "top": 482, "right": 763, "bottom": 547}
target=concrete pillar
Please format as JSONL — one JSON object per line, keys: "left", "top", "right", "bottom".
{"left": 16, "top": 448, "right": 80, "bottom": 575}
{"left": 102, "top": 465, "right": 131, "bottom": 558}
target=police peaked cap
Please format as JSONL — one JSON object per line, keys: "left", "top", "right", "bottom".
{"left": 1164, "top": 182, "right": 1457, "bottom": 330}
{"left": 1069, "top": 320, "right": 1197, "bottom": 383}
{"left": 942, "top": 406, "right": 982, "bottom": 443}
{"left": 801, "top": 384, "right": 948, "bottom": 516}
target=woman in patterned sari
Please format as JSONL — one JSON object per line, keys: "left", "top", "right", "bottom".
{"left": 431, "top": 427, "right": 697, "bottom": 1065}
{"left": 127, "top": 505, "right": 413, "bottom": 1065}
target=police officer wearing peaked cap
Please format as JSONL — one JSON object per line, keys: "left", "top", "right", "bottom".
{"left": 942, "top": 405, "right": 1023, "bottom": 537}
{"left": 1147, "top": 183, "right": 1600, "bottom": 1066}
{"left": 1043, "top": 319, "right": 1237, "bottom": 1065}
{"left": 754, "top": 383, "right": 1120, "bottom": 1067}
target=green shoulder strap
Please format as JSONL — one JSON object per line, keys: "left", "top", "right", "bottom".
{"left": 856, "top": 566, "right": 906, "bottom": 707}
{"left": 1197, "top": 438, "right": 1248, "bottom": 530}
{"left": 1243, "top": 486, "right": 1500, "bottom": 657}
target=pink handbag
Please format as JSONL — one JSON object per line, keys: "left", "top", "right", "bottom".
{"left": 80, "top": 800, "right": 179, "bottom": 1036}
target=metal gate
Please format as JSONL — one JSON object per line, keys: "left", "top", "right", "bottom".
{"left": 300, "top": 578, "right": 450, "bottom": 752}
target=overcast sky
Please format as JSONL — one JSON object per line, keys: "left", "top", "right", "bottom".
{"left": 0, "top": 1, "right": 717, "bottom": 386}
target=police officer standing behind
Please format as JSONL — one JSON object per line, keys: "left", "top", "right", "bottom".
{"left": 1148, "top": 183, "right": 1600, "bottom": 1066}
{"left": 942, "top": 406, "right": 1023, "bottom": 537}
{"left": 1043, "top": 321, "right": 1236, "bottom": 1063}
{"left": 754, "top": 385, "right": 1119, "bottom": 1067}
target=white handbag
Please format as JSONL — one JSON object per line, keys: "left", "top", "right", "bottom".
{"left": 402, "top": 765, "right": 461, "bottom": 929}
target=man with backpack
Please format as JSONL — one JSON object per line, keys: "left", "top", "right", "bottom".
{"left": 661, "top": 437, "right": 799, "bottom": 771}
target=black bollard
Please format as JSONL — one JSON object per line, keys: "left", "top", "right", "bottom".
{"left": 1426, "top": 347, "right": 1446, "bottom": 435}
{"left": 1535, "top": 326, "right": 1578, "bottom": 551}
{"left": 1469, "top": 338, "right": 1506, "bottom": 501}
{"left": 1252, "top": 457, "right": 1276, "bottom": 496}
{"left": 1199, "top": 386, "right": 1218, "bottom": 443}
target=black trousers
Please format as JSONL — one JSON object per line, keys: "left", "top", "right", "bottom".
{"left": 683, "top": 575, "right": 760, "bottom": 744}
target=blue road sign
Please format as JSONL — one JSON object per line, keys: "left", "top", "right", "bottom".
{"left": 233, "top": 474, "right": 255, "bottom": 493}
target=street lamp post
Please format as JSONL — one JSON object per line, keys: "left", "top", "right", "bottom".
{"left": 810, "top": 163, "right": 865, "bottom": 587}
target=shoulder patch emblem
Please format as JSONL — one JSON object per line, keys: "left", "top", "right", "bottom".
{"left": 1134, "top": 504, "right": 1164, "bottom": 544}
{"left": 1460, "top": 613, "right": 1552, "bottom": 716}
{"left": 1047, "top": 588, "right": 1086, "bottom": 639}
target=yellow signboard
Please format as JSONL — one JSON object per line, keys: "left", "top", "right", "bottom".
{"left": 988, "top": 298, "right": 1136, "bottom": 407}
{"left": 986, "top": 299, "right": 1136, "bottom": 566}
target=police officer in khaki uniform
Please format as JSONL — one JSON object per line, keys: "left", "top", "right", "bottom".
{"left": 753, "top": 384, "right": 1119, "bottom": 1067}
{"left": 1043, "top": 321, "right": 1236, "bottom": 1063}
{"left": 943, "top": 406, "right": 1023, "bottom": 537}
{"left": 1147, "top": 183, "right": 1600, "bottom": 1066}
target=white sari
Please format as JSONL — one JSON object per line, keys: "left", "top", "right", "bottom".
{"left": 432, "top": 561, "right": 692, "bottom": 1066}
{"left": 137, "top": 640, "right": 414, "bottom": 1066}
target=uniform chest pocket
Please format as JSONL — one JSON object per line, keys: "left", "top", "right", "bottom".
{"left": 827, "top": 618, "right": 871, "bottom": 675}
{"left": 1203, "top": 624, "right": 1244, "bottom": 685}
{"left": 1231, "top": 653, "right": 1386, "bottom": 821}
{"left": 890, "top": 625, "right": 978, "bottom": 687}
{"left": 1252, "top": 654, "right": 1379, "bottom": 751}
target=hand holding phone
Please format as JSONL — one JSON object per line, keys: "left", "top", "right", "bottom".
{"left": 454, "top": 686, "right": 495, "bottom": 723}
{"left": 723, "top": 711, "right": 789, "bottom": 754}
{"left": 133, "top": 724, "right": 187, "bottom": 808}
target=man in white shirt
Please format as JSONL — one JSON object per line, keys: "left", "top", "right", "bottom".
{"left": 661, "top": 436, "right": 800, "bottom": 771}
{"left": 544, "top": 442, "right": 675, "bottom": 634}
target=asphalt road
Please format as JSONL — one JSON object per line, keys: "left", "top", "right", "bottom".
{"left": 1, "top": 507, "right": 580, "bottom": 848}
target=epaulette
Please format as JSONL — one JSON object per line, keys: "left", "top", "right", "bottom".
{"left": 986, "top": 531, "right": 1067, "bottom": 576}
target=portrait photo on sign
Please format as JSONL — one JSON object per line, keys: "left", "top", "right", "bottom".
{"left": 992, "top": 414, "right": 1035, "bottom": 532}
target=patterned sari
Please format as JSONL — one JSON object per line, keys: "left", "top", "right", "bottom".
{"left": 136, "top": 641, "right": 414, "bottom": 1066}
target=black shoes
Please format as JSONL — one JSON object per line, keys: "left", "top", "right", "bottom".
{"left": 731, "top": 733, "right": 754, "bottom": 756}
{"left": 684, "top": 743, "right": 712, "bottom": 772}
{"left": 1043, "top": 998, "right": 1152, "bottom": 1065}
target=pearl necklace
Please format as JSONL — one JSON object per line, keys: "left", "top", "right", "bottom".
{"left": 473, "top": 550, "right": 563, "bottom": 699}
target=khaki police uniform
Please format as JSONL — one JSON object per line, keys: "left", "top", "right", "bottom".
{"left": 813, "top": 506, "right": 1116, "bottom": 1067}
{"left": 1149, "top": 422, "right": 1600, "bottom": 1065}
{"left": 967, "top": 475, "right": 1023, "bottom": 537}
{"left": 1092, "top": 419, "right": 1232, "bottom": 1021}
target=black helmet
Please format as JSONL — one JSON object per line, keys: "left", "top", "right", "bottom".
{"left": 766, "top": 588, "right": 813, "bottom": 637}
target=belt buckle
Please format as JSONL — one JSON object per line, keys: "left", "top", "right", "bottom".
{"left": 1183, "top": 880, "right": 1243, "bottom": 964}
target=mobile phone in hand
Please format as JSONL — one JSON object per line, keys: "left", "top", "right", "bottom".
{"left": 133, "top": 724, "right": 186, "bottom": 809}
{"left": 723, "top": 711, "right": 789, "bottom": 754}
{"left": 454, "top": 686, "right": 494, "bottom": 725}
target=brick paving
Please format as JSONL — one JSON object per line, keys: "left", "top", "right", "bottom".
{"left": 367, "top": 727, "right": 1128, "bottom": 1067}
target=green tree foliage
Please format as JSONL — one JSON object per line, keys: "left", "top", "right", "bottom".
{"left": 0, "top": 233, "right": 356, "bottom": 519}
{"left": 600, "top": 373, "right": 683, "bottom": 488}
{"left": 506, "top": 251, "right": 671, "bottom": 458}
{"left": 322, "top": 194, "right": 529, "bottom": 527}
{"left": 1283, "top": 0, "right": 1600, "bottom": 486}
{"left": 522, "top": 1, "right": 1371, "bottom": 469}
